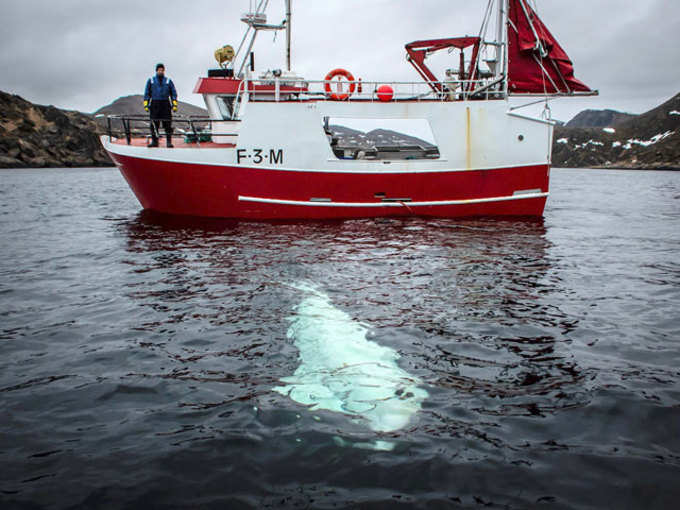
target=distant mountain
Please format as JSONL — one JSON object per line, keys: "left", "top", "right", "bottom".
{"left": 368, "top": 128, "right": 436, "bottom": 148}
{"left": 552, "top": 92, "right": 680, "bottom": 169}
{"left": 565, "top": 109, "right": 637, "bottom": 128}
{"left": 0, "top": 91, "right": 111, "bottom": 168}
{"left": 328, "top": 125, "right": 365, "bottom": 139}
{"left": 94, "top": 94, "right": 207, "bottom": 119}
{"left": 328, "top": 125, "right": 435, "bottom": 149}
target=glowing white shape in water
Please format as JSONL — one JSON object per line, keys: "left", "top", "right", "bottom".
{"left": 273, "top": 284, "right": 428, "bottom": 438}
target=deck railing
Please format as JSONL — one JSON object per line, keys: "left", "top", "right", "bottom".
{"left": 100, "top": 76, "right": 506, "bottom": 144}
{"left": 242, "top": 77, "right": 506, "bottom": 104}
{"left": 99, "top": 115, "right": 230, "bottom": 146}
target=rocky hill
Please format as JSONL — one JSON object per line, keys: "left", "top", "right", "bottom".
{"left": 565, "top": 109, "right": 637, "bottom": 128}
{"left": 94, "top": 95, "right": 207, "bottom": 119}
{"left": 329, "top": 125, "right": 435, "bottom": 149}
{"left": 552, "top": 93, "right": 680, "bottom": 169}
{"left": 0, "top": 91, "right": 111, "bottom": 168}
{"left": 95, "top": 95, "right": 209, "bottom": 134}
{"left": 0, "top": 92, "right": 208, "bottom": 169}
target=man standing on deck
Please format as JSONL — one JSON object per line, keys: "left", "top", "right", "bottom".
{"left": 143, "top": 63, "right": 178, "bottom": 148}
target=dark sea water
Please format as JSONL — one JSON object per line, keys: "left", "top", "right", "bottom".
{"left": 1, "top": 167, "right": 679, "bottom": 510}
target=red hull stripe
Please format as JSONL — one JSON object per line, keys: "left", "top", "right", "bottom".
{"left": 238, "top": 192, "right": 548, "bottom": 208}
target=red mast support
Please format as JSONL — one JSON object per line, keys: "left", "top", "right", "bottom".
{"left": 405, "top": 37, "right": 481, "bottom": 94}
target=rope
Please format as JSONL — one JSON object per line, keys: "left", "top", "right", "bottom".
{"left": 399, "top": 201, "right": 415, "bottom": 215}
{"left": 523, "top": 0, "right": 549, "bottom": 98}
{"left": 531, "top": 0, "right": 554, "bottom": 164}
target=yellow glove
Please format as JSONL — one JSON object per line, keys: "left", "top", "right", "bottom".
{"left": 172, "top": 100, "right": 178, "bottom": 112}
{"left": 143, "top": 100, "right": 149, "bottom": 112}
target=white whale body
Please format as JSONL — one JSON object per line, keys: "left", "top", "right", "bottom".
{"left": 273, "top": 284, "right": 428, "bottom": 439}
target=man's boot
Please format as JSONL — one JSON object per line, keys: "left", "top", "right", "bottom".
{"left": 166, "top": 135, "right": 174, "bottom": 148}
{"left": 147, "top": 137, "right": 159, "bottom": 148}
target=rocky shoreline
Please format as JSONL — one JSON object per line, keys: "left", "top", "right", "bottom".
{"left": 0, "top": 91, "right": 112, "bottom": 169}
{"left": 551, "top": 93, "right": 680, "bottom": 170}
{"left": 1, "top": 89, "right": 678, "bottom": 170}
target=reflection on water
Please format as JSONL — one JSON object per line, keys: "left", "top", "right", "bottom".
{"left": 117, "top": 211, "right": 589, "bottom": 451}
{"left": 274, "top": 283, "right": 429, "bottom": 451}
{"left": 1, "top": 168, "right": 680, "bottom": 509}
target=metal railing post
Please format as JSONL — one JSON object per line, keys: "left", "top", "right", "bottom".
{"left": 123, "top": 118, "right": 131, "bottom": 145}
{"left": 189, "top": 120, "right": 200, "bottom": 147}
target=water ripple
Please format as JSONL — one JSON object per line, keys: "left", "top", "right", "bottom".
{"left": 1, "top": 168, "right": 679, "bottom": 509}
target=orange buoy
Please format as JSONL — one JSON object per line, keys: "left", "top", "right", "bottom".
{"left": 376, "top": 85, "right": 394, "bottom": 102}
{"left": 324, "top": 69, "right": 356, "bottom": 101}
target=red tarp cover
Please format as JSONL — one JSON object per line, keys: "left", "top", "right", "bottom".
{"left": 507, "top": 0, "right": 592, "bottom": 94}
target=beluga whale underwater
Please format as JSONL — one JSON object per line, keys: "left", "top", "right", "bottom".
{"left": 273, "top": 283, "right": 428, "bottom": 450}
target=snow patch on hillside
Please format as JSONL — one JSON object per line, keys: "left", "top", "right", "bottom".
{"left": 621, "top": 131, "right": 675, "bottom": 149}
{"left": 574, "top": 140, "right": 605, "bottom": 149}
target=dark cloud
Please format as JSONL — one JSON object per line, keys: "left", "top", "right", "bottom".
{"left": 1, "top": 0, "right": 678, "bottom": 122}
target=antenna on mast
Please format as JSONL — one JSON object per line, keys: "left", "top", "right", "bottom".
{"left": 286, "top": 0, "right": 292, "bottom": 71}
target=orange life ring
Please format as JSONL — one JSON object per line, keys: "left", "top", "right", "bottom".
{"left": 324, "top": 68, "right": 356, "bottom": 101}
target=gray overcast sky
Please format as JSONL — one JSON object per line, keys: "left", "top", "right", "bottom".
{"left": 0, "top": 0, "right": 678, "bottom": 122}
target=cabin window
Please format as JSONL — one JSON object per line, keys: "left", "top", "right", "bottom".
{"left": 216, "top": 96, "right": 237, "bottom": 119}
{"left": 323, "top": 117, "right": 440, "bottom": 160}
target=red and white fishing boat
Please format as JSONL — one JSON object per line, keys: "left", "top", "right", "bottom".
{"left": 101, "top": 0, "right": 595, "bottom": 220}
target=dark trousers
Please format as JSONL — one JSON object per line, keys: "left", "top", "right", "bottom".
{"left": 149, "top": 100, "right": 173, "bottom": 143}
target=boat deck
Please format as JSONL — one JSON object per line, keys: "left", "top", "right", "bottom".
{"left": 110, "top": 137, "right": 235, "bottom": 149}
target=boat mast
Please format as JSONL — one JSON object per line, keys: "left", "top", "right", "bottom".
{"left": 286, "top": 0, "right": 292, "bottom": 71}
{"left": 496, "top": 0, "right": 509, "bottom": 95}
{"left": 494, "top": 0, "right": 503, "bottom": 81}
{"left": 237, "top": 0, "right": 270, "bottom": 77}
{"left": 235, "top": 0, "right": 291, "bottom": 76}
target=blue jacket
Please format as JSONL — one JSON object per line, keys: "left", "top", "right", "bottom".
{"left": 144, "top": 75, "right": 177, "bottom": 102}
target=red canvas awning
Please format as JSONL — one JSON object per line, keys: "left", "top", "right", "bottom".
{"left": 507, "top": 0, "right": 592, "bottom": 94}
